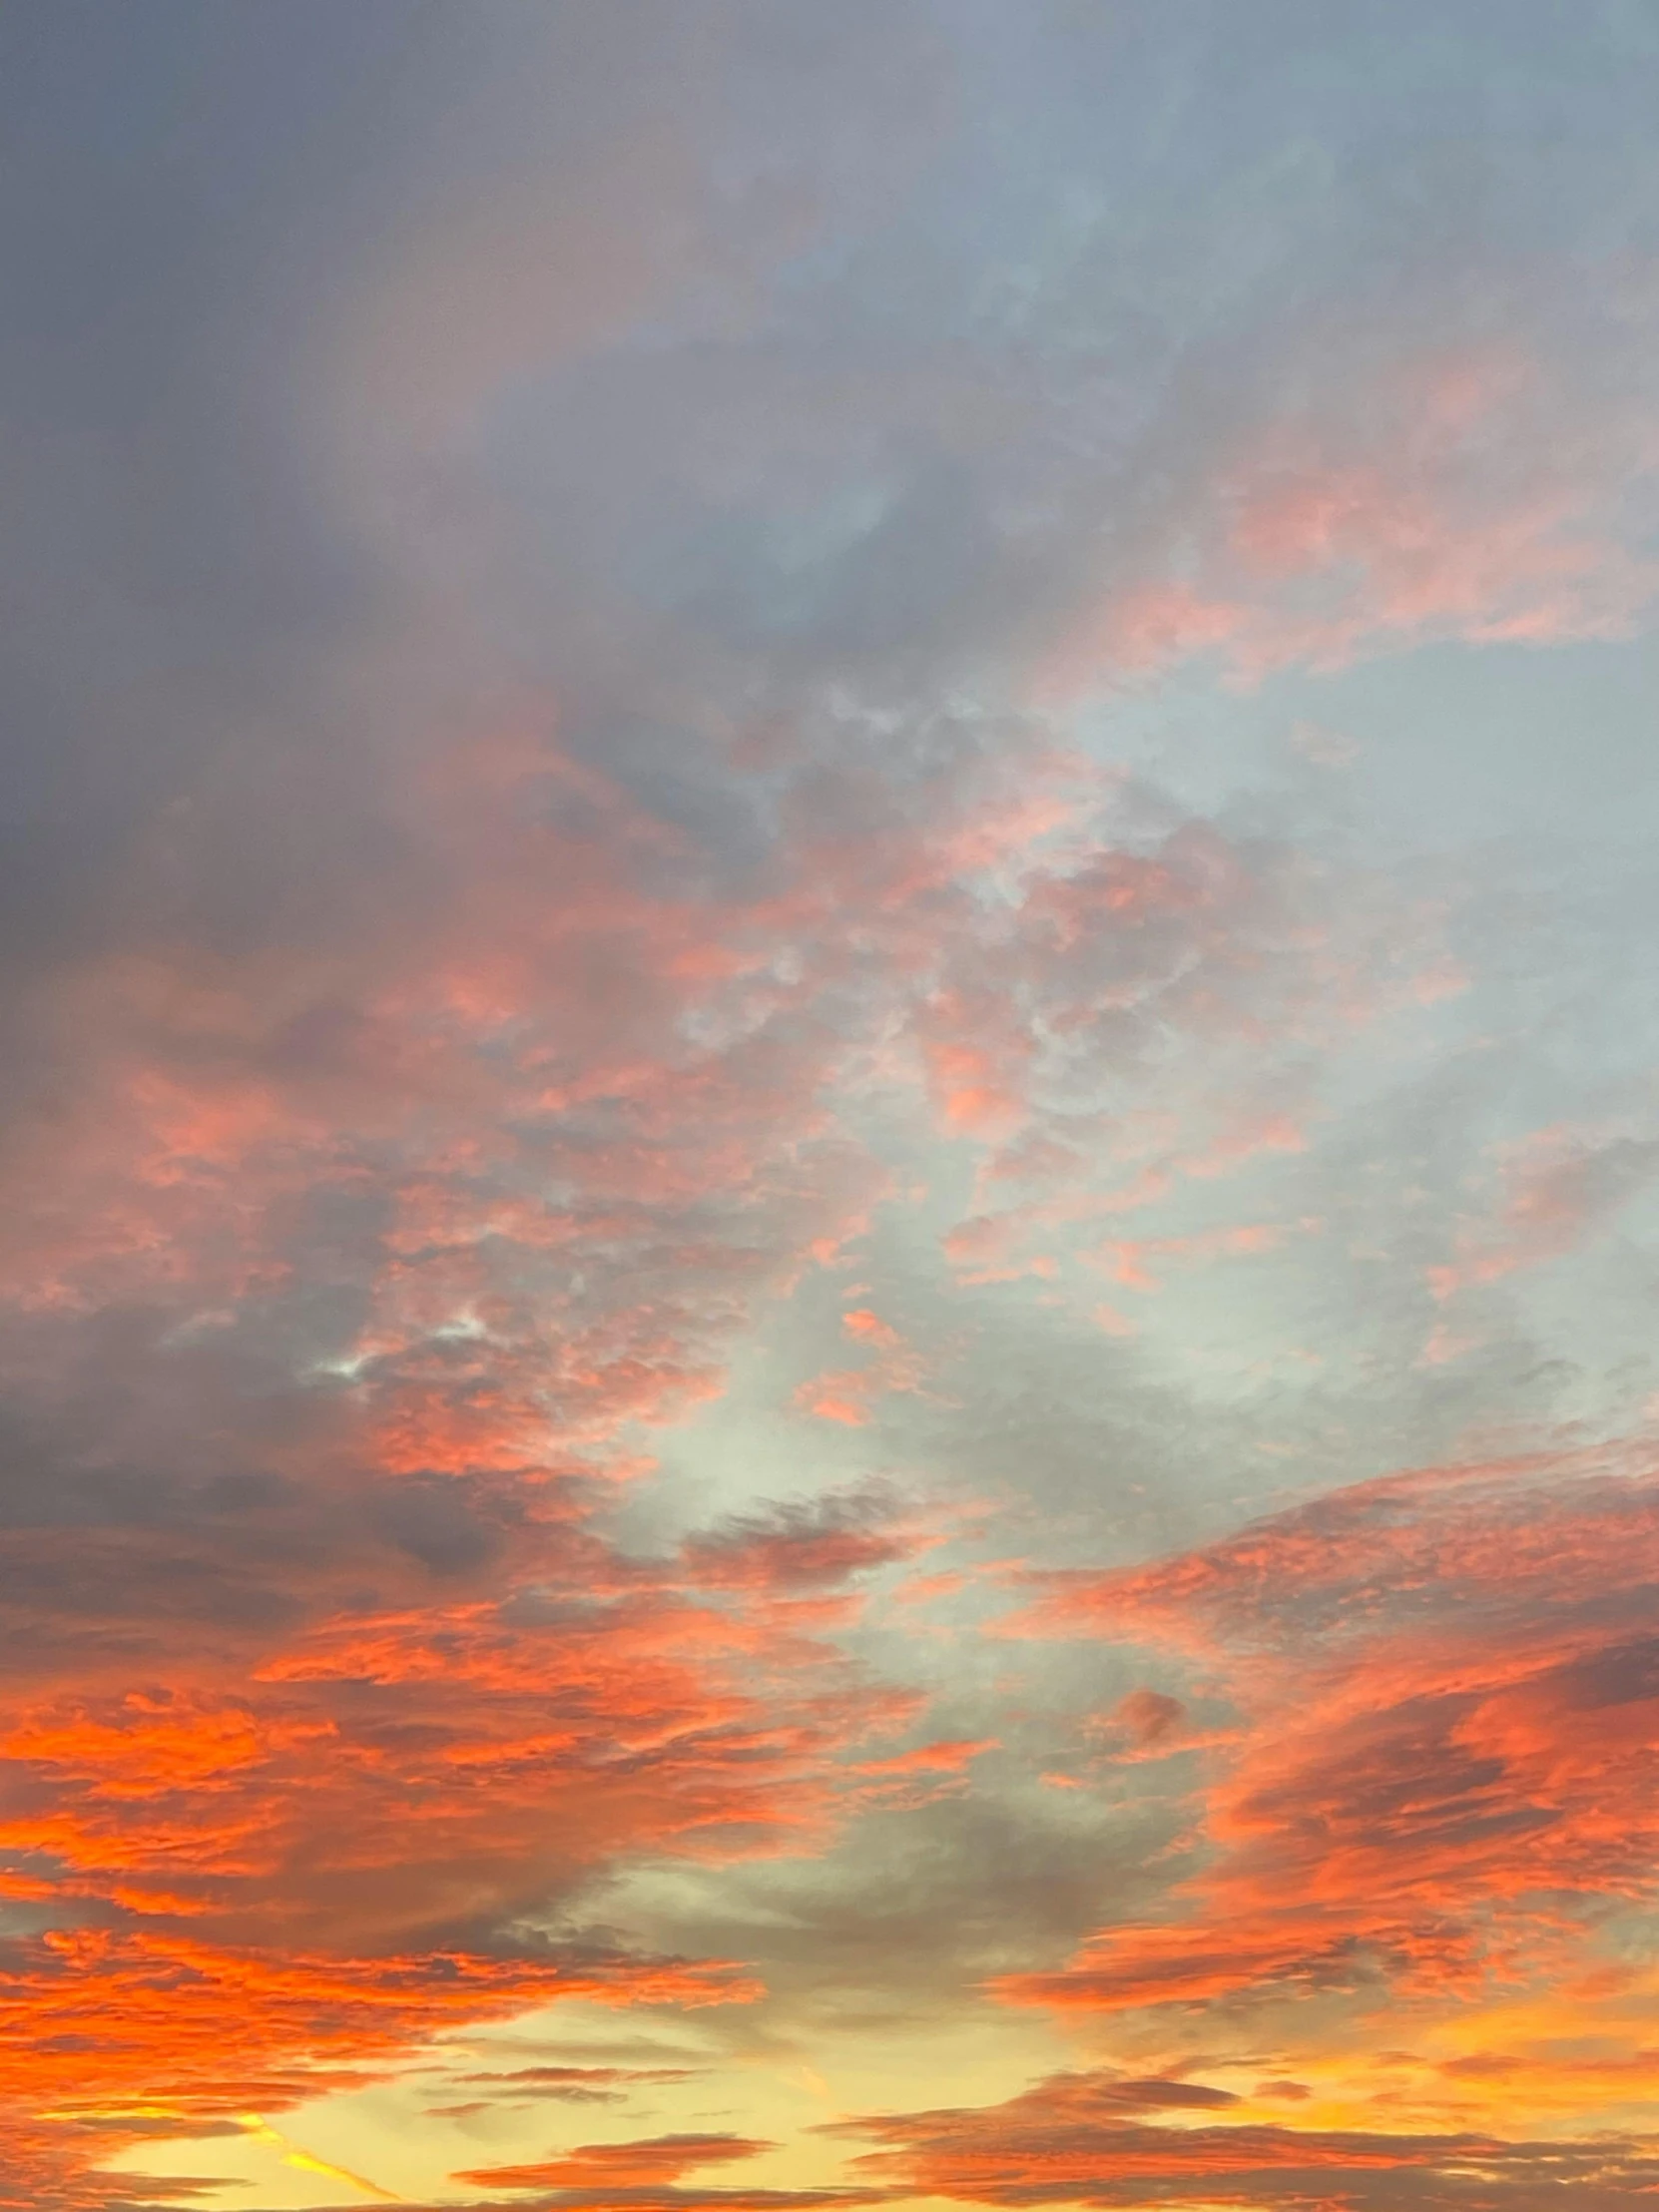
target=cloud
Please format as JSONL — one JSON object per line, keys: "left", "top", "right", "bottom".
{"left": 1099, "top": 1691, "right": 1188, "bottom": 1759}
{"left": 833, "top": 2062, "right": 1659, "bottom": 2209}
{"left": 453, "top": 2129, "right": 776, "bottom": 2191}
{"left": 442, "top": 2065, "right": 699, "bottom": 2108}
{"left": 793, "top": 1314, "right": 929, "bottom": 1429}
{"left": 1426, "top": 1122, "right": 1659, "bottom": 1301}
{"left": 4, "top": 5, "right": 1659, "bottom": 2206}
{"left": 680, "top": 1485, "right": 924, "bottom": 1594}
{"left": 1004, "top": 1446, "right": 1659, "bottom": 2023}
{"left": 1039, "top": 333, "right": 1659, "bottom": 695}
{"left": 442, "top": 2131, "right": 888, "bottom": 2212}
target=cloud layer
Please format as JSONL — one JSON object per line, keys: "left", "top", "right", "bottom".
{"left": 5, "top": 3, "right": 1659, "bottom": 2206}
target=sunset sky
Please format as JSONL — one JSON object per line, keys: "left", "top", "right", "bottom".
{"left": 7, "top": 4, "right": 1659, "bottom": 2207}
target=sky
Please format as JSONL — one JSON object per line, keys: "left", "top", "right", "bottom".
{"left": 5, "top": 2, "right": 1659, "bottom": 2206}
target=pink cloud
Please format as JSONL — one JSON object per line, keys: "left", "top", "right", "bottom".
{"left": 1428, "top": 1122, "right": 1659, "bottom": 1300}
{"left": 1039, "top": 344, "right": 1659, "bottom": 693}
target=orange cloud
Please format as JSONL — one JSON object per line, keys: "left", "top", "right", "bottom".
{"left": 1003, "top": 1446, "right": 1659, "bottom": 2038}
{"left": 832, "top": 2063, "right": 1659, "bottom": 2208}
{"left": 455, "top": 2129, "right": 774, "bottom": 2190}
